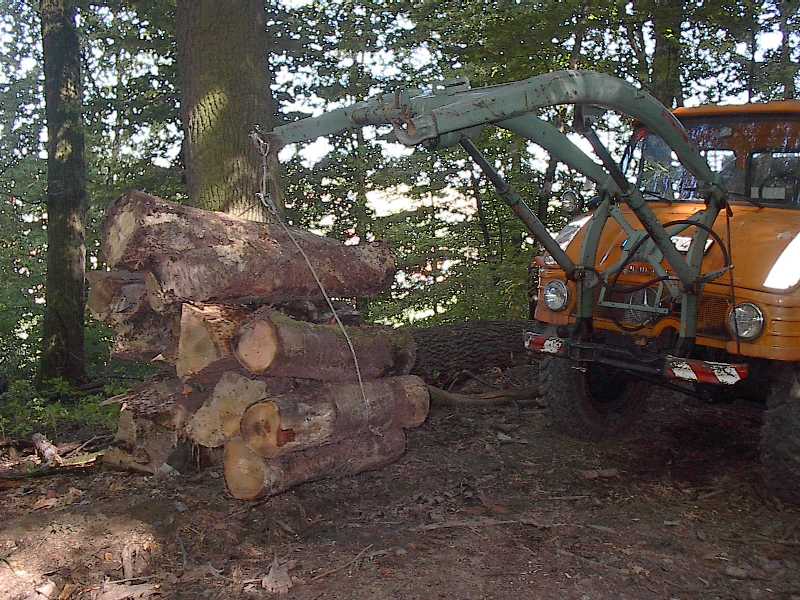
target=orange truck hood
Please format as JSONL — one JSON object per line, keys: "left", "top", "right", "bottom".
{"left": 566, "top": 202, "right": 800, "bottom": 295}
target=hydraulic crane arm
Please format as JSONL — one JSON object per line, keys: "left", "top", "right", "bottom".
{"left": 268, "top": 69, "right": 729, "bottom": 348}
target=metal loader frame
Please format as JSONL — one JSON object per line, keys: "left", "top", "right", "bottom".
{"left": 267, "top": 70, "right": 746, "bottom": 384}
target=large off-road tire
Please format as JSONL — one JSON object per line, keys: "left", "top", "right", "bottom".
{"left": 540, "top": 357, "right": 648, "bottom": 440}
{"left": 761, "top": 364, "right": 800, "bottom": 504}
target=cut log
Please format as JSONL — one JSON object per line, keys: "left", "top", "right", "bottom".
{"left": 112, "top": 308, "right": 180, "bottom": 363}
{"left": 224, "top": 428, "right": 406, "bottom": 500}
{"left": 101, "top": 377, "right": 216, "bottom": 474}
{"left": 86, "top": 270, "right": 147, "bottom": 326}
{"left": 103, "top": 378, "right": 186, "bottom": 474}
{"left": 234, "top": 309, "right": 416, "bottom": 381}
{"left": 410, "top": 320, "right": 539, "bottom": 386}
{"left": 240, "top": 375, "right": 429, "bottom": 458}
{"left": 102, "top": 191, "right": 396, "bottom": 306}
{"left": 176, "top": 303, "right": 251, "bottom": 381}
{"left": 185, "top": 371, "right": 298, "bottom": 448}
{"left": 427, "top": 385, "right": 544, "bottom": 407}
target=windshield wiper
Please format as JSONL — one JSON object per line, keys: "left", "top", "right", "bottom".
{"left": 641, "top": 189, "right": 672, "bottom": 204}
{"left": 726, "top": 190, "right": 763, "bottom": 208}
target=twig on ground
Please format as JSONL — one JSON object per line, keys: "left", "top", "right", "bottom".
{"left": 308, "top": 544, "right": 374, "bottom": 582}
{"left": 0, "top": 450, "right": 103, "bottom": 480}
{"left": 411, "top": 517, "right": 551, "bottom": 532}
{"left": 428, "top": 385, "right": 544, "bottom": 408}
{"left": 446, "top": 370, "right": 502, "bottom": 391}
{"left": 64, "top": 435, "right": 112, "bottom": 458}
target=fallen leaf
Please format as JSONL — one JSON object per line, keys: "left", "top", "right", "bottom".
{"left": 723, "top": 565, "right": 750, "bottom": 579}
{"left": 261, "top": 556, "right": 293, "bottom": 594}
{"left": 580, "top": 468, "right": 620, "bottom": 480}
{"left": 64, "top": 487, "right": 83, "bottom": 505}
{"left": 95, "top": 581, "right": 158, "bottom": 600}
{"left": 32, "top": 497, "right": 58, "bottom": 510}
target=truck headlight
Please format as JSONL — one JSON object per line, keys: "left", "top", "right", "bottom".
{"left": 728, "top": 303, "right": 764, "bottom": 340}
{"left": 543, "top": 280, "right": 569, "bottom": 311}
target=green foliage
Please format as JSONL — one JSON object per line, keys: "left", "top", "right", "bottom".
{"left": 0, "top": 0, "right": 797, "bottom": 400}
{"left": 0, "top": 378, "right": 121, "bottom": 439}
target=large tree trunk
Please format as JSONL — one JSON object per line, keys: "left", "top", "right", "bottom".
{"left": 224, "top": 428, "right": 406, "bottom": 500}
{"left": 409, "top": 320, "right": 536, "bottom": 386}
{"left": 648, "top": 0, "right": 684, "bottom": 107}
{"left": 175, "top": 0, "right": 277, "bottom": 221}
{"left": 38, "top": 0, "right": 87, "bottom": 384}
{"left": 102, "top": 191, "right": 395, "bottom": 306}
{"left": 239, "top": 375, "right": 429, "bottom": 457}
{"left": 234, "top": 308, "right": 415, "bottom": 380}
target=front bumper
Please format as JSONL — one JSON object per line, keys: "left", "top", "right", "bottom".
{"left": 524, "top": 331, "right": 749, "bottom": 386}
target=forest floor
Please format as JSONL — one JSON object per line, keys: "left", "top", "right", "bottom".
{"left": 2, "top": 372, "right": 800, "bottom": 600}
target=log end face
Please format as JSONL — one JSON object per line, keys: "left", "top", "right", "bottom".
{"left": 102, "top": 192, "right": 145, "bottom": 268}
{"left": 398, "top": 375, "right": 431, "bottom": 428}
{"left": 176, "top": 304, "right": 218, "bottom": 379}
{"left": 224, "top": 437, "right": 268, "bottom": 501}
{"left": 234, "top": 319, "right": 278, "bottom": 374}
{"left": 240, "top": 401, "right": 281, "bottom": 457}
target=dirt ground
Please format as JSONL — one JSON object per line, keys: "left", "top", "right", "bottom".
{"left": 2, "top": 380, "right": 800, "bottom": 600}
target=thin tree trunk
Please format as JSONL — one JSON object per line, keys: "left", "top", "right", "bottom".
{"left": 176, "top": 0, "right": 278, "bottom": 221}
{"left": 777, "top": 0, "right": 798, "bottom": 100}
{"left": 649, "top": 0, "right": 684, "bottom": 107}
{"left": 38, "top": 0, "right": 87, "bottom": 384}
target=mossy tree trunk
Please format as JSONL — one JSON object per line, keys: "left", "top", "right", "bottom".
{"left": 175, "top": 0, "right": 280, "bottom": 221}
{"left": 38, "top": 0, "right": 88, "bottom": 384}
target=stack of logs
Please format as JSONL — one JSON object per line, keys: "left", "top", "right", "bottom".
{"left": 89, "top": 191, "right": 429, "bottom": 500}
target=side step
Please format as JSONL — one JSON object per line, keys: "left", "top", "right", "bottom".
{"left": 524, "top": 331, "right": 749, "bottom": 386}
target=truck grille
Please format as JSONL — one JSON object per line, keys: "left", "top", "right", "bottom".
{"left": 697, "top": 295, "right": 731, "bottom": 338}
{"left": 595, "top": 290, "right": 731, "bottom": 339}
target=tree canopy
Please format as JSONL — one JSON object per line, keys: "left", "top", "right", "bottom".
{"left": 0, "top": 0, "right": 797, "bottom": 382}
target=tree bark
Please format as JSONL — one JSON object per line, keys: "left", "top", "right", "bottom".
{"left": 101, "top": 191, "right": 396, "bottom": 305}
{"left": 777, "top": 0, "right": 798, "bottom": 100}
{"left": 185, "top": 371, "right": 298, "bottom": 447}
{"left": 111, "top": 308, "right": 180, "bottom": 363}
{"left": 409, "top": 320, "right": 536, "bottom": 386}
{"left": 224, "top": 428, "right": 406, "bottom": 500}
{"left": 648, "top": 0, "right": 684, "bottom": 107}
{"left": 239, "top": 375, "right": 429, "bottom": 457}
{"left": 38, "top": 0, "right": 88, "bottom": 384}
{"left": 175, "top": 0, "right": 278, "bottom": 221}
{"left": 234, "top": 308, "right": 416, "bottom": 381}
{"left": 86, "top": 270, "right": 147, "bottom": 326}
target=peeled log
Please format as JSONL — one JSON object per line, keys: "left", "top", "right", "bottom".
{"left": 102, "top": 191, "right": 396, "bottom": 306}
{"left": 86, "top": 270, "right": 147, "bottom": 326}
{"left": 234, "top": 309, "right": 416, "bottom": 381}
{"left": 185, "top": 371, "right": 298, "bottom": 448}
{"left": 224, "top": 428, "right": 406, "bottom": 500}
{"left": 240, "top": 375, "right": 429, "bottom": 458}
{"left": 176, "top": 303, "right": 251, "bottom": 380}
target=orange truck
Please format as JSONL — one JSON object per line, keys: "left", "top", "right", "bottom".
{"left": 532, "top": 101, "right": 800, "bottom": 502}
{"left": 266, "top": 70, "right": 800, "bottom": 501}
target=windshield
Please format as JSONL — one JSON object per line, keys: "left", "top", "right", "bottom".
{"left": 628, "top": 116, "right": 800, "bottom": 207}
